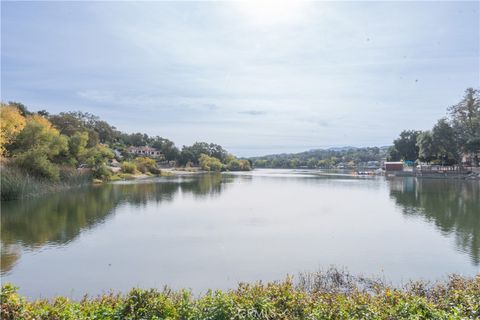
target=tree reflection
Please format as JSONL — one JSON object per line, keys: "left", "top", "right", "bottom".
{"left": 180, "top": 173, "right": 230, "bottom": 197}
{"left": 388, "top": 177, "right": 480, "bottom": 265}
{"left": 0, "top": 174, "right": 227, "bottom": 273}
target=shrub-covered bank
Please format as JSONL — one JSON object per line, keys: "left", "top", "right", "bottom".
{"left": 1, "top": 102, "right": 251, "bottom": 200}
{"left": 2, "top": 271, "right": 479, "bottom": 319}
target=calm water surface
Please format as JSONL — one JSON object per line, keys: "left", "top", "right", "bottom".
{"left": 1, "top": 169, "right": 479, "bottom": 298}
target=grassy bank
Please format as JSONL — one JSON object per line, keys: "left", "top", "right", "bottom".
{"left": 1, "top": 166, "right": 91, "bottom": 200}
{"left": 1, "top": 164, "right": 177, "bottom": 200}
{"left": 1, "top": 270, "right": 479, "bottom": 319}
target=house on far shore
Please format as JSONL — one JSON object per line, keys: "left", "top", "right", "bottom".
{"left": 384, "top": 161, "right": 404, "bottom": 171}
{"left": 127, "top": 146, "right": 163, "bottom": 158}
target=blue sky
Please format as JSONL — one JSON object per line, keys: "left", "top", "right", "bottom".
{"left": 1, "top": 1, "right": 479, "bottom": 156}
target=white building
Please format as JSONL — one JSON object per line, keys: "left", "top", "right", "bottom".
{"left": 127, "top": 146, "right": 162, "bottom": 158}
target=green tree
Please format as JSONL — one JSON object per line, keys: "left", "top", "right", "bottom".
{"left": 416, "top": 131, "right": 436, "bottom": 163}
{"left": 226, "top": 158, "right": 241, "bottom": 171}
{"left": 225, "top": 157, "right": 251, "bottom": 171}
{"left": 151, "top": 137, "right": 179, "bottom": 161}
{"left": 7, "top": 101, "right": 31, "bottom": 117}
{"left": 389, "top": 130, "right": 421, "bottom": 161}
{"left": 254, "top": 159, "right": 269, "bottom": 168}
{"left": 118, "top": 132, "right": 150, "bottom": 147}
{"left": 288, "top": 158, "right": 300, "bottom": 168}
{"left": 199, "top": 154, "right": 223, "bottom": 171}
{"left": 238, "top": 159, "right": 252, "bottom": 171}
{"left": 68, "top": 131, "right": 89, "bottom": 165}
{"left": 318, "top": 158, "right": 334, "bottom": 168}
{"left": 307, "top": 158, "right": 317, "bottom": 168}
{"left": 180, "top": 142, "right": 228, "bottom": 165}
{"left": 49, "top": 111, "right": 118, "bottom": 144}
{"left": 14, "top": 115, "right": 68, "bottom": 162}
{"left": 431, "top": 118, "right": 458, "bottom": 164}
{"left": 92, "top": 120, "right": 117, "bottom": 144}
{"left": 49, "top": 112, "right": 86, "bottom": 136}
{"left": 83, "top": 145, "right": 114, "bottom": 180}
{"left": 14, "top": 149, "right": 60, "bottom": 180}
{"left": 49, "top": 112, "right": 101, "bottom": 147}
{"left": 449, "top": 88, "right": 480, "bottom": 165}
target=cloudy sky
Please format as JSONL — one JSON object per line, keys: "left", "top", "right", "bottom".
{"left": 1, "top": 1, "right": 479, "bottom": 156}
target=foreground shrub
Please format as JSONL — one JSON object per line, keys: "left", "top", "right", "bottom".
{"left": 1, "top": 271, "right": 479, "bottom": 320}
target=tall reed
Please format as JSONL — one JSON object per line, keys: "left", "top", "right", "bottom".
{"left": 1, "top": 165, "right": 91, "bottom": 200}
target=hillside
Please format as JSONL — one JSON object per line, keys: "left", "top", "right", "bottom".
{"left": 249, "top": 146, "right": 391, "bottom": 169}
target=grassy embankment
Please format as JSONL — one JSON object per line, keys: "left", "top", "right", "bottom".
{"left": 0, "top": 162, "right": 179, "bottom": 200}
{"left": 1, "top": 269, "right": 479, "bottom": 319}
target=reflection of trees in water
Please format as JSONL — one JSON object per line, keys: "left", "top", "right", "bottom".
{"left": 0, "top": 243, "right": 21, "bottom": 275}
{"left": 388, "top": 177, "right": 480, "bottom": 265}
{"left": 0, "top": 174, "right": 228, "bottom": 274}
{"left": 181, "top": 173, "right": 230, "bottom": 198}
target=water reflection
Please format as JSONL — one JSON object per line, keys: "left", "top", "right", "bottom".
{"left": 0, "top": 170, "right": 480, "bottom": 282}
{"left": 1, "top": 174, "right": 227, "bottom": 274}
{"left": 388, "top": 177, "right": 480, "bottom": 265}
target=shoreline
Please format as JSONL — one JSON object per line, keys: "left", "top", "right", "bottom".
{"left": 107, "top": 167, "right": 206, "bottom": 181}
{"left": 3, "top": 167, "right": 477, "bottom": 201}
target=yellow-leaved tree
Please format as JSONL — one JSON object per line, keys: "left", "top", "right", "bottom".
{"left": 15, "top": 115, "right": 68, "bottom": 158}
{"left": 0, "top": 103, "right": 26, "bottom": 156}
{"left": 14, "top": 114, "right": 69, "bottom": 180}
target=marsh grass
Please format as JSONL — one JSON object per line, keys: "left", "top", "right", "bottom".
{"left": 1, "top": 268, "right": 479, "bottom": 319}
{"left": 297, "top": 266, "right": 387, "bottom": 295}
{"left": 1, "top": 165, "right": 91, "bottom": 200}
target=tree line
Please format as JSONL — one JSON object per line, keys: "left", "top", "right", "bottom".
{"left": 388, "top": 88, "right": 480, "bottom": 166}
{"left": 0, "top": 102, "right": 250, "bottom": 197}
{"left": 250, "top": 147, "right": 389, "bottom": 169}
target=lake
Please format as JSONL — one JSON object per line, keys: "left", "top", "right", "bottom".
{"left": 1, "top": 169, "right": 479, "bottom": 299}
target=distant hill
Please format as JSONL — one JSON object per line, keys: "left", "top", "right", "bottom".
{"left": 326, "top": 146, "right": 357, "bottom": 152}
{"left": 249, "top": 146, "right": 391, "bottom": 169}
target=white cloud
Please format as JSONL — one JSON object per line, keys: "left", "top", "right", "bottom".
{"left": 2, "top": 1, "right": 478, "bottom": 156}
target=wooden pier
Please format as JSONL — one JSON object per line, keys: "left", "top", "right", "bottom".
{"left": 392, "top": 165, "right": 479, "bottom": 179}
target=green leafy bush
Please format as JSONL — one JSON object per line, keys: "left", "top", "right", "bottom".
{"left": 14, "top": 149, "right": 60, "bottom": 180}
{"left": 199, "top": 153, "right": 224, "bottom": 172}
{"left": 92, "top": 163, "right": 112, "bottom": 181}
{"left": 226, "top": 158, "right": 252, "bottom": 171}
{"left": 121, "top": 161, "right": 137, "bottom": 174}
{"left": 1, "top": 272, "right": 479, "bottom": 320}
{"left": 226, "top": 158, "right": 241, "bottom": 171}
{"left": 134, "top": 157, "right": 159, "bottom": 174}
